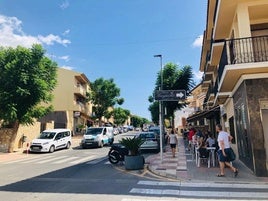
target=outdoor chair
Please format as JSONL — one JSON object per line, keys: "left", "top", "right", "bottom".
{"left": 197, "top": 147, "right": 211, "bottom": 168}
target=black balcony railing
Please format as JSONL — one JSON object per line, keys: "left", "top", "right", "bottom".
{"left": 218, "top": 35, "right": 268, "bottom": 83}
{"left": 203, "top": 81, "right": 217, "bottom": 108}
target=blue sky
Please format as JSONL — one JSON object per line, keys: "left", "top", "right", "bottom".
{"left": 0, "top": 0, "right": 207, "bottom": 120}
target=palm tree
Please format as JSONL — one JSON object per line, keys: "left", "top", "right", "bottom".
{"left": 149, "top": 63, "right": 195, "bottom": 126}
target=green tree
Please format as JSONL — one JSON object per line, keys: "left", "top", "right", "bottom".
{"left": 148, "top": 63, "right": 195, "bottom": 126}
{"left": 0, "top": 44, "right": 58, "bottom": 152}
{"left": 87, "top": 78, "right": 124, "bottom": 126}
{"left": 110, "top": 107, "right": 130, "bottom": 126}
{"left": 131, "top": 115, "right": 150, "bottom": 128}
{"left": 148, "top": 102, "right": 159, "bottom": 125}
{"left": 131, "top": 115, "right": 142, "bottom": 128}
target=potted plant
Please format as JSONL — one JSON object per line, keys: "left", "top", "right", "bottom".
{"left": 119, "top": 136, "right": 144, "bottom": 170}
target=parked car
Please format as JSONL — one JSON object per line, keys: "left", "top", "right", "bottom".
{"left": 149, "top": 126, "right": 167, "bottom": 145}
{"left": 138, "top": 132, "right": 160, "bottom": 153}
{"left": 113, "top": 127, "right": 119, "bottom": 135}
{"left": 149, "top": 126, "right": 160, "bottom": 137}
{"left": 123, "top": 126, "right": 128, "bottom": 133}
{"left": 30, "top": 129, "right": 72, "bottom": 153}
{"left": 80, "top": 127, "right": 114, "bottom": 148}
{"left": 128, "top": 125, "right": 134, "bottom": 131}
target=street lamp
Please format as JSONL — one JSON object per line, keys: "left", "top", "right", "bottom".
{"left": 154, "top": 54, "right": 163, "bottom": 162}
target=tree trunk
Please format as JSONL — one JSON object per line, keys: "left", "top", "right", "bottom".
{"left": 8, "top": 121, "right": 19, "bottom": 153}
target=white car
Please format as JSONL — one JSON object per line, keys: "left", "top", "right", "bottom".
{"left": 80, "top": 127, "right": 114, "bottom": 148}
{"left": 30, "top": 129, "right": 72, "bottom": 153}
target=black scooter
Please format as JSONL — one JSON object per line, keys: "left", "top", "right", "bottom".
{"left": 108, "top": 144, "right": 129, "bottom": 164}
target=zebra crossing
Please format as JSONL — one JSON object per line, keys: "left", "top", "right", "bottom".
{"left": 1, "top": 154, "right": 109, "bottom": 165}
{"left": 129, "top": 180, "right": 268, "bottom": 199}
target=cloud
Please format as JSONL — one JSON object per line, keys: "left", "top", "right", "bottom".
{"left": 59, "top": 55, "right": 70, "bottom": 62}
{"left": 60, "top": 1, "right": 70, "bottom": 10}
{"left": 38, "top": 34, "right": 70, "bottom": 46}
{"left": 192, "top": 35, "right": 203, "bottom": 48}
{"left": 61, "top": 65, "right": 74, "bottom": 70}
{"left": 0, "top": 15, "right": 70, "bottom": 48}
{"left": 62, "top": 29, "right": 70, "bottom": 36}
{"left": 193, "top": 70, "right": 203, "bottom": 82}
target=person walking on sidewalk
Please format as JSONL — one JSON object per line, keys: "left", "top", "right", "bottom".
{"left": 168, "top": 129, "right": 178, "bottom": 157}
{"left": 216, "top": 124, "right": 238, "bottom": 177}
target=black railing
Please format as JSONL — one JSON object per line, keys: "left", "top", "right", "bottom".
{"left": 203, "top": 82, "right": 217, "bottom": 108}
{"left": 218, "top": 35, "right": 268, "bottom": 84}
{"left": 213, "top": 80, "right": 218, "bottom": 97}
{"left": 218, "top": 41, "right": 228, "bottom": 82}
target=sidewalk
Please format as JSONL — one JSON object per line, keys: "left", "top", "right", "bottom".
{"left": 146, "top": 136, "right": 268, "bottom": 184}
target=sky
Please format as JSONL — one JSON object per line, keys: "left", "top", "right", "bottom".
{"left": 0, "top": 0, "right": 207, "bottom": 120}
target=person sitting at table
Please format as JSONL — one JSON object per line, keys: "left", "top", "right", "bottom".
{"left": 197, "top": 141, "right": 210, "bottom": 164}
{"left": 187, "top": 127, "right": 196, "bottom": 151}
{"left": 206, "top": 133, "right": 216, "bottom": 147}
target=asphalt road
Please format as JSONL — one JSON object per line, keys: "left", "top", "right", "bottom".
{"left": 0, "top": 132, "right": 266, "bottom": 201}
{"left": 0, "top": 132, "right": 163, "bottom": 201}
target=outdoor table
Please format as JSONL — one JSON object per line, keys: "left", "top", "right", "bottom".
{"left": 195, "top": 146, "right": 216, "bottom": 167}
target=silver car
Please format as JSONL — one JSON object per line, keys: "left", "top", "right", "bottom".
{"left": 138, "top": 132, "right": 160, "bottom": 153}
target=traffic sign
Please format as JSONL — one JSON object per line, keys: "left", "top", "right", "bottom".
{"left": 154, "top": 90, "right": 186, "bottom": 101}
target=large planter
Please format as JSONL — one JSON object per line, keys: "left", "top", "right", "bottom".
{"left": 124, "top": 155, "right": 144, "bottom": 170}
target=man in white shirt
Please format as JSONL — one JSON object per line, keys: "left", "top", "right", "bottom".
{"left": 216, "top": 124, "right": 238, "bottom": 177}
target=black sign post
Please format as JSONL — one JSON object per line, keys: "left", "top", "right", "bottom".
{"left": 155, "top": 90, "right": 186, "bottom": 101}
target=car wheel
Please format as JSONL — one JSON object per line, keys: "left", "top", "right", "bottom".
{"left": 66, "top": 142, "right": 71, "bottom": 149}
{"left": 49, "top": 145, "right": 55, "bottom": 153}
{"left": 98, "top": 141, "right": 103, "bottom": 148}
{"left": 81, "top": 145, "right": 86, "bottom": 149}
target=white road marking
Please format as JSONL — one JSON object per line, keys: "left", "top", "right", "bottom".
{"left": 52, "top": 156, "right": 79, "bottom": 164}
{"left": 70, "top": 155, "right": 97, "bottom": 164}
{"left": 130, "top": 188, "right": 268, "bottom": 198}
{"left": 36, "top": 156, "right": 68, "bottom": 164}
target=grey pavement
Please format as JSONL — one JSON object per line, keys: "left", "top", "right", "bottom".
{"left": 145, "top": 136, "right": 268, "bottom": 184}
{"left": 1, "top": 134, "right": 268, "bottom": 186}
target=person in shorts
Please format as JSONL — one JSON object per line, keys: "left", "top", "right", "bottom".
{"left": 216, "top": 124, "right": 238, "bottom": 177}
{"left": 168, "top": 129, "right": 178, "bottom": 157}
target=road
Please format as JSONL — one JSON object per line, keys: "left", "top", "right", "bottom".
{"left": 0, "top": 131, "right": 267, "bottom": 201}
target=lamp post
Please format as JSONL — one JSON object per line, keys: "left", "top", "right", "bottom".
{"left": 154, "top": 54, "right": 163, "bottom": 162}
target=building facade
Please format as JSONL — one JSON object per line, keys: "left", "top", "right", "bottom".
{"left": 188, "top": 0, "right": 268, "bottom": 176}
{"left": 39, "top": 67, "right": 93, "bottom": 134}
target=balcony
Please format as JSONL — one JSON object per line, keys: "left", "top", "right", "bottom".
{"left": 217, "top": 35, "right": 268, "bottom": 94}
{"left": 74, "top": 101, "right": 89, "bottom": 114}
{"left": 203, "top": 83, "right": 215, "bottom": 108}
{"left": 74, "top": 85, "right": 87, "bottom": 98}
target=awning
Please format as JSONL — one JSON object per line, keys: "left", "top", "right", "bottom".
{"left": 187, "top": 106, "right": 220, "bottom": 122}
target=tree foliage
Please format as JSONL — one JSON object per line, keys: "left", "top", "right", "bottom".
{"left": 148, "top": 63, "right": 195, "bottom": 125}
{"left": 0, "top": 44, "right": 57, "bottom": 126}
{"left": 110, "top": 107, "right": 130, "bottom": 126}
{"left": 131, "top": 115, "right": 150, "bottom": 128}
{"left": 87, "top": 78, "right": 124, "bottom": 125}
{"left": 0, "top": 44, "right": 58, "bottom": 152}
{"left": 148, "top": 102, "right": 159, "bottom": 125}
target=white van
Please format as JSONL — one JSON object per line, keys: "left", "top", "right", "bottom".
{"left": 80, "top": 127, "right": 114, "bottom": 148}
{"left": 30, "top": 129, "right": 72, "bottom": 153}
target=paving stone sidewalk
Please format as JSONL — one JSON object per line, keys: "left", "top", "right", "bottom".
{"left": 146, "top": 136, "right": 268, "bottom": 184}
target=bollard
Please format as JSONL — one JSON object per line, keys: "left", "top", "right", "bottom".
{"left": 26, "top": 142, "right": 29, "bottom": 155}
